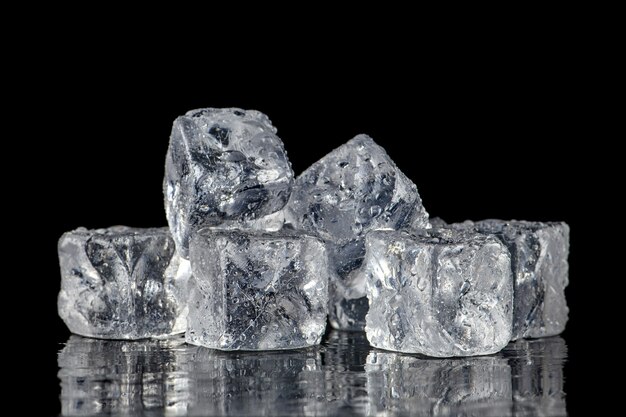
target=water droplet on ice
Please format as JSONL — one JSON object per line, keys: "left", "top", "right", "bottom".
{"left": 370, "top": 205, "right": 382, "bottom": 217}
{"left": 417, "top": 276, "right": 427, "bottom": 291}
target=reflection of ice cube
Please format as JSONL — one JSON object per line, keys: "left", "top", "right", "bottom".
{"left": 184, "top": 347, "right": 324, "bottom": 416}
{"left": 365, "top": 350, "right": 513, "bottom": 416}
{"left": 503, "top": 337, "right": 567, "bottom": 416}
{"left": 57, "top": 335, "right": 193, "bottom": 416}
{"left": 321, "top": 330, "right": 372, "bottom": 415}
{"left": 58, "top": 333, "right": 567, "bottom": 416}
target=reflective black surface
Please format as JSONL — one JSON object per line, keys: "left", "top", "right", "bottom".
{"left": 58, "top": 331, "right": 566, "bottom": 416}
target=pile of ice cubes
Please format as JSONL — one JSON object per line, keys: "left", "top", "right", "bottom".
{"left": 58, "top": 108, "right": 569, "bottom": 357}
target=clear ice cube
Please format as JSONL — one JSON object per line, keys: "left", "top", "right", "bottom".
{"left": 164, "top": 108, "right": 294, "bottom": 258}
{"left": 284, "top": 134, "right": 429, "bottom": 330}
{"left": 364, "top": 228, "right": 513, "bottom": 357}
{"left": 186, "top": 228, "right": 329, "bottom": 350}
{"left": 57, "top": 226, "right": 190, "bottom": 339}
{"left": 442, "top": 219, "right": 569, "bottom": 339}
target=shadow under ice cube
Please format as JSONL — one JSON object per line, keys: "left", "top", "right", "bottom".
{"left": 364, "top": 228, "right": 513, "bottom": 357}
{"left": 186, "top": 228, "right": 329, "bottom": 351}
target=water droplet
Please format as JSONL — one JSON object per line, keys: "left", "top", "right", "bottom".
{"left": 460, "top": 281, "right": 471, "bottom": 295}
{"left": 233, "top": 297, "right": 239, "bottom": 304}
{"left": 240, "top": 333, "right": 247, "bottom": 341}
{"left": 369, "top": 205, "right": 382, "bottom": 217}
{"left": 417, "top": 276, "right": 427, "bottom": 291}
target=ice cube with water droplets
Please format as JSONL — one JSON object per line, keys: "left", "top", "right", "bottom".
{"left": 364, "top": 228, "right": 513, "bottom": 357}
{"left": 57, "top": 105, "right": 571, "bottom": 357}
{"left": 57, "top": 226, "right": 190, "bottom": 339}
{"left": 439, "top": 219, "right": 569, "bottom": 340}
{"left": 284, "top": 134, "right": 430, "bottom": 330}
{"left": 164, "top": 108, "right": 294, "bottom": 258}
{"left": 186, "top": 228, "right": 329, "bottom": 350}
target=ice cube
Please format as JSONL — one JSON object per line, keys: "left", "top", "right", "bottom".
{"left": 364, "top": 228, "right": 513, "bottom": 357}
{"left": 284, "top": 135, "right": 429, "bottom": 330}
{"left": 164, "top": 108, "right": 294, "bottom": 258}
{"left": 186, "top": 228, "right": 329, "bottom": 350}
{"left": 57, "top": 226, "right": 190, "bottom": 339}
{"left": 441, "top": 219, "right": 569, "bottom": 339}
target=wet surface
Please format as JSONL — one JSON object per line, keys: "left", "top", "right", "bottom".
{"left": 58, "top": 330, "right": 566, "bottom": 416}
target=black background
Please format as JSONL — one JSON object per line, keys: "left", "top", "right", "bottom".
{"left": 13, "top": 24, "right": 616, "bottom": 416}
